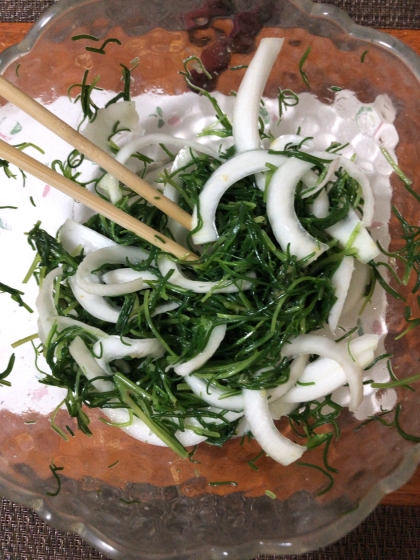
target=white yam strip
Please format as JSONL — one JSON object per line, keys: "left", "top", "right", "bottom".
{"left": 301, "top": 158, "right": 340, "bottom": 199}
{"left": 102, "top": 268, "right": 158, "bottom": 284}
{"left": 99, "top": 134, "right": 219, "bottom": 203}
{"left": 341, "top": 260, "right": 371, "bottom": 316}
{"left": 310, "top": 188, "right": 329, "bottom": 218}
{"left": 326, "top": 208, "right": 380, "bottom": 263}
{"left": 281, "top": 334, "right": 378, "bottom": 404}
{"left": 36, "top": 267, "right": 107, "bottom": 342}
{"left": 243, "top": 388, "right": 305, "bottom": 466}
{"left": 93, "top": 335, "right": 164, "bottom": 374}
{"left": 59, "top": 219, "right": 117, "bottom": 255}
{"left": 68, "top": 275, "right": 120, "bottom": 323}
{"left": 281, "top": 334, "right": 365, "bottom": 411}
{"left": 328, "top": 256, "right": 355, "bottom": 332}
{"left": 233, "top": 37, "right": 284, "bottom": 152}
{"left": 114, "top": 134, "right": 219, "bottom": 166}
{"left": 69, "top": 336, "right": 206, "bottom": 447}
{"left": 267, "top": 355, "right": 309, "bottom": 402}
{"left": 267, "top": 157, "right": 329, "bottom": 262}
{"left": 164, "top": 148, "right": 195, "bottom": 246}
{"left": 68, "top": 337, "right": 170, "bottom": 445}
{"left": 191, "top": 150, "right": 286, "bottom": 244}
{"left": 234, "top": 416, "right": 251, "bottom": 437}
{"left": 175, "top": 324, "right": 227, "bottom": 377}
{"left": 36, "top": 266, "right": 63, "bottom": 342}
{"left": 269, "top": 401, "right": 298, "bottom": 421}
{"left": 338, "top": 157, "right": 374, "bottom": 227}
{"left": 158, "top": 255, "right": 255, "bottom": 293}
{"left": 186, "top": 376, "right": 244, "bottom": 411}
{"left": 76, "top": 245, "right": 149, "bottom": 296}
{"left": 152, "top": 302, "right": 180, "bottom": 317}
{"left": 82, "top": 101, "right": 141, "bottom": 155}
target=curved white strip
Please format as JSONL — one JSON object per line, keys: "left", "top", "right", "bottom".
{"left": 267, "top": 157, "right": 329, "bottom": 262}
{"left": 69, "top": 337, "right": 205, "bottom": 447}
{"left": 341, "top": 260, "right": 371, "bottom": 316}
{"left": 93, "top": 335, "right": 165, "bottom": 374}
{"left": 328, "top": 256, "right": 355, "bottom": 333}
{"left": 281, "top": 334, "right": 364, "bottom": 411}
{"left": 233, "top": 37, "right": 284, "bottom": 152}
{"left": 76, "top": 245, "right": 149, "bottom": 296}
{"left": 186, "top": 376, "right": 244, "bottom": 411}
{"left": 59, "top": 219, "right": 117, "bottom": 255}
{"left": 326, "top": 208, "right": 380, "bottom": 264}
{"left": 175, "top": 325, "right": 227, "bottom": 377}
{"left": 36, "top": 267, "right": 107, "bottom": 341}
{"left": 191, "top": 150, "right": 286, "bottom": 244}
{"left": 99, "top": 134, "right": 219, "bottom": 203}
{"left": 310, "top": 188, "right": 329, "bottom": 218}
{"left": 68, "top": 275, "right": 121, "bottom": 323}
{"left": 158, "top": 255, "right": 255, "bottom": 294}
{"left": 101, "top": 268, "right": 158, "bottom": 284}
{"left": 81, "top": 100, "right": 140, "bottom": 155}
{"left": 243, "top": 388, "right": 305, "bottom": 466}
{"left": 267, "top": 355, "right": 309, "bottom": 403}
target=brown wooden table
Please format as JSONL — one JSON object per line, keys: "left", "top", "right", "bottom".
{"left": 0, "top": 20, "right": 419, "bottom": 513}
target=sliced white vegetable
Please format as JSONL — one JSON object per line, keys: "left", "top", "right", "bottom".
{"left": 267, "top": 355, "right": 309, "bottom": 402}
{"left": 338, "top": 157, "right": 374, "bottom": 227}
{"left": 234, "top": 416, "right": 251, "bottom": 437}
{"left": 233, "top": 37, "right": 284, "bottom": 152}
{"left": 326, "top": 208, "right": 380, "bottom": 263}
{"left": 36, "top": 267, "right": 63, "bottom": 343}
{"left": 175, "top": 324, "right": 227, "bottom": 377}
{"left": 186, "top": 376, "right": 244, "bottom": 411}
{"left": 269, "top": 401, "right": 298, "bottom": 421}
{"left": 310, "top": 188, "right": 329, "bottom": 219}
{"left": 301, "top": 158, "right": 340, "bottom": 199}
{"left": 36, "top": 267, "right": 107, "bottom": 342}
{"left": 191, "top": 150, "right": 286, "bottom": 244}
{"left": 281, "top": 334, "right": 365, "bottom": 411}
{"left": 59, "top": 219, "right": 117, "bottom": 255}
{"left": 158, "top": 255, "right": 255, "bottom": 294}
{"left": 93, "top": 335, "right": 164, "bottom": 374}
{"left": 267, "top": 157, "right": 329, "bottom": 262}
{"left": 76, "top": 245, "right": 149, "bottom": 296}
{"left": 152, "top": 302, "right": 181, "bottom": 317}
{"left": 68, "top": 274, "right": 121, "bottom": 323}
{"left": 341, "top": 260, "right": 371, "bottom": 316}
{"left": 243, "top": 388, "right": 305, "bottom": 466}
{"left": 281, "top": 334, "right": 379, "bottom": 403}
{"left": 328, "top": 256, "right": 355, "bottom": 333}
{"left": 101, "top": 268, "right": 158, "bottom": 284}
{"left": 81, "top": 101, "right": 141, "bottom": 155}
{"left": 99, "top": 134, "right": 219, "bottom": 203}
{"left": 164, "top": 147, "right": 195, "bottom": 246}
{"left": 69, "top": 336, "right": 206, "bottom": 447}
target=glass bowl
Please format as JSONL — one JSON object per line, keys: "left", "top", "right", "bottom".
{"left": 0, "top": 1, "right": 420, "bottom": 558}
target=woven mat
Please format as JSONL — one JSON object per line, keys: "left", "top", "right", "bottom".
{"left": 1, "top": 1, "right": 420, "bottom": 559}
{"left": 1, "top": 499, "right": 419, "bottom": 560}
{"left": 0, "top": 0, "right": 420, "bottom": 28}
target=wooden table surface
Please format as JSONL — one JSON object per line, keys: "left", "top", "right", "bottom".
{"left": 0, "top": 22, "right": 419, "bottom": 508}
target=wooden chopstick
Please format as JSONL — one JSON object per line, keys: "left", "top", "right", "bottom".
{"left": 0, "top": 139, "right": 198, "bottom": 261}
{"left": 0, "top": 75, "right": 193, "bottom": 230}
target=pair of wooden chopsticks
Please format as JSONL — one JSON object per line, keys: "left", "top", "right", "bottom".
{"left": 0, "top": 76, "right": 198, "bottom": 261}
